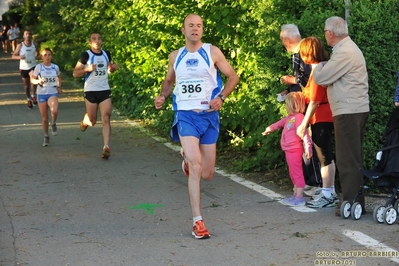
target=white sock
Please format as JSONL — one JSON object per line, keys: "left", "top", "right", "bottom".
{"left": 103, "top": 145, "right": 109, "bottom": 149}
{"left": 31, "top": 95, "right": 35, "bottom": 98}
{"left": 193, "top": 216, "right": 202, "bottom": 225}
{"left": 331, "top": 185, "right": 336, "bottom": 195}
{"left": 322, "top": 188, "right": 332, "bottom": 198}
{"left": 27, "top": 97, "right": 30, "bottom": 101}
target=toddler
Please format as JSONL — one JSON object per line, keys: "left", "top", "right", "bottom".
{"left": 262, "top": 92, "right": 312, "bottom": 206}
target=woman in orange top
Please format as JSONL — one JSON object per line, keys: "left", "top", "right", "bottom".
{"left": 296, "top": 36, "right": 337, "bottom": 208}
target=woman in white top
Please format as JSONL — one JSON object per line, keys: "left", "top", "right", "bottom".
{"left": 31, "top": 48, "right": 62, "bottom": 146}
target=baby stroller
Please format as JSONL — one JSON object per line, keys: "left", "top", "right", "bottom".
{"left": 340, "top": 107, "right": 399, "bottom": 224}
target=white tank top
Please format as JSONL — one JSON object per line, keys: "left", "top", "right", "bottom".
{"left": 33, "top": 63, "right": 60, "bottom": 95}
{"left": 84, "top": 50, "right": 110, "bottom": 92}
{"left": 19, "top": 42, "right": 37, "bottom": 70}
{"left": 172, "top": 43, "right": 222, "bottom": 110}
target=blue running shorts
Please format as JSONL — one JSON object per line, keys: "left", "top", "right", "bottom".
{"left": 38, "top": 93, "right": 58, "bottom": 103}
{"left": 170, "top": 110, "right": 220, "bottom": 144}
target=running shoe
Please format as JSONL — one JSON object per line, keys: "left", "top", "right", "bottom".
{"left": 307, "top": 194, "right": 337, "bottom": 208}
{"left": 31, "top": 96, "right": 37, "bottom": 106}
{"left": 43, "top": 136, "right": 50, "bottom": 147}
{"left": 304, "top": 186, "right": 322, "bottom": 197}
{"left": 304, "top": 185, "right": 314, "bottom": 191}
{"left": 51, "top": 123, "right": 58, "bottom": 136}
{"left": 101, "top": 146, "right": 111, "bottom": 159}
{"left": 192, "top": 220, "right": 210, "bottom": 239}
{"left": 80, "top": 120, "right": 88, "bottom": 132}
{"left": 180, "top": 148, "right": 189, "bottom": 176}
{"left": 311, "top": 192, "right": 339, "bottom": 201}
{"left": 27, "top": 100, "right": 33, "bottom": 109}
{"left": 181, "top": 160, "right": 189, "bottom": 176}
{"left": 332, "top": 193, "right": 339, "bottom": 203}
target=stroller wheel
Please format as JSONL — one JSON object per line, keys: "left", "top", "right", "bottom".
{"left": 394, "top": 200, "right": 399, "bottom": 213}
{"left": 351, "top": 202, "right": 362, "bottom": 220}
{"left": 340, "top": 201, "right": 351, "bottom": 219}
{"left": 373, "top": 206, "right": 386, "bottom": 223}
{"left": 383, "top": 207, "right": 397, "bottom": 225}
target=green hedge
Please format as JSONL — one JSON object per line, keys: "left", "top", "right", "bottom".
{"left": 18, "top": 0, "right": 399, "bottom": 174}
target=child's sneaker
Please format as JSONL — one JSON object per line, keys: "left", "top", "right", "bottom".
{"left": 281, "top": 195, "right": 295, "bottom": 205}
{"left": 192, "top": 220, "right": 210, "bottom": 239}
{"left": 282, "top": 196, "right": 306, "bottom": 207}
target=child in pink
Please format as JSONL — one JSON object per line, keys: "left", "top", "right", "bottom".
{"left": 262, "top": 92, "right": 313, "bottom": 206}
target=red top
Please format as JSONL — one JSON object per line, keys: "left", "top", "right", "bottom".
{"left": 302, "top": 72, "right": 333, "bottom": 124}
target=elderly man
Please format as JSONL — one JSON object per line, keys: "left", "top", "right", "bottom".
{"left": 279, "top": 24, "right": 311, "bottom": 95}
{"left": 313, "top": 16, "right": 369, "bottom": 215}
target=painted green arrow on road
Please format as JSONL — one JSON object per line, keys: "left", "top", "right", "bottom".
{"left": 129, "top": 203, "right": 164, "bottom": 214}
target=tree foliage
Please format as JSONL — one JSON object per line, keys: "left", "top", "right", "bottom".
{"left": 1, "top": 0, "right": 23, "bottom": 26}
{"left": 16, "top": 0, "right": 399, "bottom": 173}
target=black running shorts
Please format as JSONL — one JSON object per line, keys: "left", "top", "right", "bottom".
{"left": 20, "top": 67, "right": 35, "bottom": 79}
{"left": 311, "top": 122, "right": 334, "bottom": 167}
{"left": 83, "top": 90, "right": 112, "bottom": 104}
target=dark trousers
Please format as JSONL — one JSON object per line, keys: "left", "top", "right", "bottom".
{"left": 334, "top": 112, "right": 369, "bottom": 208}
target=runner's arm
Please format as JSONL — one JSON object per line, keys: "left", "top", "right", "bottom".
{"left": 73, "top": 52, "right": 91, "bottom": 78}
{"left": 72, "top": 61, "right": 87, "bottom": 78}
{"left": 211, "top": 45, "right": 239, "bottom": 99}
{"left": 154, "top": 51, "right": 177, "bottom": 109}
{"left": 57, "top": 72, "right": 62, "bottom": 93}
{"left": 11, "top": 44, "right": 22, "bottom": 60}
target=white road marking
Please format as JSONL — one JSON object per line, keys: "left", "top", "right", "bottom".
{"left": 343, "top": 230, "right": 399, "bottom": 263}
{"left": 216, "top": 169, "right": 317, "bottom": 213}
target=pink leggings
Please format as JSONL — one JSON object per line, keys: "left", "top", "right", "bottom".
{"left": 285, "top": 149, "right": 306, "bottom": 188}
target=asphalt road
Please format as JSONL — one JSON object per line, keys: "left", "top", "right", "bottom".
{"left": 1, "top": 52, "right": 399, "bottom": 266}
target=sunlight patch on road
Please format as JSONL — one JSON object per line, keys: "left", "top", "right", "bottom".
{"left": 0, "top": 121, "right": 127, "bottom": 129}
{"left": 0, "top": 73, "right": 20, "bottom": 78}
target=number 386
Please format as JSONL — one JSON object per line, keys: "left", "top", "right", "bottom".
{"left": 182, "top": 84, "right": 202, "bottom": 93}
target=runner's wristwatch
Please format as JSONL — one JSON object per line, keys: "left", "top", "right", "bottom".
{"left": 218, "top": 95, "right": 226, "bottom": 102}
